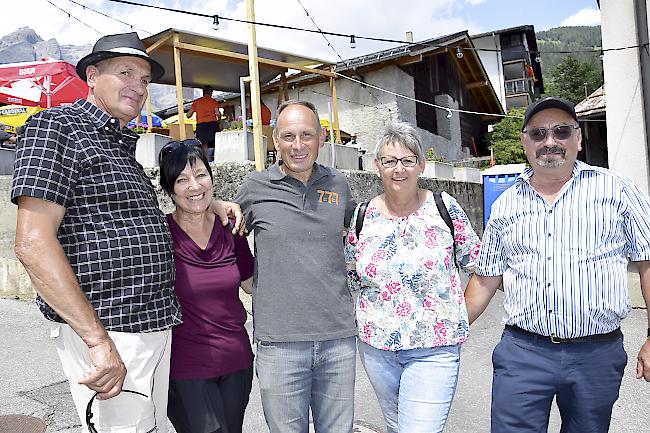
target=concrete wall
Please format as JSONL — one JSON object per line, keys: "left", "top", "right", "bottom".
{"left": 0, "top": 148, "right": 15, "bottom": 176}
{"left": 213, "top": 130, "right": 267, "bottom": 163}
{"left": 0, "top": 164, "right": 484, "bottom": 299}
{"left": 601, "top": 0, "right": 650, "bottom": 195}
{"left": 135, "top": 133, "right": 169, "bottom": 168}
{"left": 262, "top": 65, "right": 465, "bottom": 162}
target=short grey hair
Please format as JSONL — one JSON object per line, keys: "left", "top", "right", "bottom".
{"left": 374, "top": 121, "right": 425, "bottom": 162}
{"left": 273, "top": 100, "right": 322, "bottom": 139}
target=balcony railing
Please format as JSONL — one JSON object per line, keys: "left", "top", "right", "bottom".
{"left": 505, "top": 78, "right": 531, "bottom": 95}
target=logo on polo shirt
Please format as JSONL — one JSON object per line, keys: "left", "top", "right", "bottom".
{"left": 317, "top": 189, "right": 339, "bottom": 205}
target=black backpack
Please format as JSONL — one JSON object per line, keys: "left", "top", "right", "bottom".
{"left": 354, "top": 192, "right": 457, "bottom": 267}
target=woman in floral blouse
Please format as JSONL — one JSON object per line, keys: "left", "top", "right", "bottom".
{"left": 345, "top": 122, "right": 481, "bottom": 433}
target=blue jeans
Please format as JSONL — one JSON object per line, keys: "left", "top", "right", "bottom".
{"left": 255, "top": 336, "right": 356, "bottom": 433}
{"left": 491, "top": 328, "right": 627, "bottom": 433}
{"left": 358, "top": 341, "right": 461, "bottom": 433}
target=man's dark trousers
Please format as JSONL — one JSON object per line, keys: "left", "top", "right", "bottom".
{"left": 491, "top": 327, "right": 627, "bottom": 433}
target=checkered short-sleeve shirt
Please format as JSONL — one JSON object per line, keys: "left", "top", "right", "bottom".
{"left": 12, "top": 99, "right": 181, "bottom": 333}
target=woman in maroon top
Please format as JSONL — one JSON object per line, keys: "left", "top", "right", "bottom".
{"left": 159, "top": 140, "right": 254, "bottom": 433}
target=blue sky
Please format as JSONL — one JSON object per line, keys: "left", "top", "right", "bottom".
{"left": 6, "top": 0, "right": 601, "bottom": 61}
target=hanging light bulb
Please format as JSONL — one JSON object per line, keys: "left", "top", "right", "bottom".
{"left": 350, "top": 35, "right": 356, "bottom": 49}
{"left": 213, "top": 15, "right": 220, "bottom": 30}
{"left": 535, "top": 53, "right": 542, "bottom": 63}
{"left": 599, "top": 50, "right": 604, "bottom": 61}
{"left": 455, "top": 47, "right": 464, "bottom": 59}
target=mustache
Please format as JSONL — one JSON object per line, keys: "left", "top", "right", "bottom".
{"left": 536, "top": 146, "right": 566, "bottom": 157}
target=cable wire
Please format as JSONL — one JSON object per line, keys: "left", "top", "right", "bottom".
{"left": 105, "top": 0, "right": 648, "bottom": 56}
{"left": 45, "top": 0, "right": 103, "bottom": 35}
{"left": 65, "top": 0, "right": 153, "bottom": 35}
{"left": 335, "top": 71, "right": 522, "bottom": 119}
{"left": 293, "top": 0, "right": 389, "bottom": 110}
{"left": 307, "top": 89, "right": 392, "bottom": 113}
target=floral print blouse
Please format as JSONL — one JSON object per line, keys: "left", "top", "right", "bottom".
{"left": 345, "top": 192, "right": 481, "bottom": 351}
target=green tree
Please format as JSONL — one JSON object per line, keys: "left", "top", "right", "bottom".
{"left": 488, "top": 108, "right": 527, "bottom": 164}
{"left": 544, "top": 55, "right": 603, "bottom": 104}
{"left": 537, "top": 26, "right": 602, "bottom": 76}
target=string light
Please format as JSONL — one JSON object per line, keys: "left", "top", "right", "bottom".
{"left": 350, "top": 35, "right": 356, "bottom": 49}
{"left": 455, "top": 47, "right": 464, "bottom": 59}
{"left": 213, "top": 15, "right": 220, "bottom": 30}
{"left": 105, "top": 0, "right": 643, "bottom": 56}
{"left": 293, "top": 0, "right": 388, "bottom": 109}
{"left": 535, "top": 53, "right": 542, "bottom": 63}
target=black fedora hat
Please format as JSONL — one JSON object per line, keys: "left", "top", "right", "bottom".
{"left": 521, "top": 96, "right": 578, "bottom": 131}
{"left": 76, "top": 32, "right": 164, "bottom": 82}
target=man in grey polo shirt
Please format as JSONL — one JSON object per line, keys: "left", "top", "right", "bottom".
{"left": 235, "top": 100, "right": 357, "bottom": 433}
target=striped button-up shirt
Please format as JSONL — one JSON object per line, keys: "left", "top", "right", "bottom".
{"left": 477, "top": 161, "right": 650, "bottom": 338}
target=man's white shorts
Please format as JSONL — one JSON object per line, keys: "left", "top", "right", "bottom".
{"left": 50, "top": 323, "right": 171, "bottom": 433}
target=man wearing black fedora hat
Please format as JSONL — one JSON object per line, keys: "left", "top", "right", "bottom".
{"left": 464, "top": 96, "right": 650, "bottom": 433}
{"left": 12, "top": 32, "right": 241, "bottom": 432}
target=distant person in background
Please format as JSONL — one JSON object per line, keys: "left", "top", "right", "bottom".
{"left": 245, "top": 98, "right": 272, "bottom": 126}
{"left": 348, "top": 133, "right": 367, "bottom": 170}
{"left": 188, "top": 85, "right": 220, "bottom": 156}
{"left": 159, "top": 140, "right": 254, "bottom": 433}
{"left": 0, "top": 121, "right": 16, "bottom": 147}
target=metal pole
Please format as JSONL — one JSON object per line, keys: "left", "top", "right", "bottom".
{"left": 45, "top": 75, "right": 51, "bottom": 108}
{"left": 328, "top": 101, "right": 336, "bottom": 168}
{"left": 240, "top": 76, "right": 250, "bottom": 159}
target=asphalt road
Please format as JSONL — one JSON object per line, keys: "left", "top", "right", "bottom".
{"left": 2, "top": 294, "right": 650, "bottom": 433}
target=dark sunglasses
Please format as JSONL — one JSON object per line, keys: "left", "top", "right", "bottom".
{"left": 522, "top": 124, "right": 579, "bottom": 143}
{"left": 158, "top": 139, "right": 203, "bottom": 165}
{"left": 85, "top": 389, "right": 148, "bottom": 433}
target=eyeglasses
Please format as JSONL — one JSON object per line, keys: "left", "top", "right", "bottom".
{"left": 379, "top": 155, "right": 419, "bottom": 168}
{"left": 158, "top": 139, "right": 203, "bottom": 165}
{"left": 85, "top": 389, "right": 148, "bottom": 433}
{"left": 522, "top": 124, "right": 579, "bottom": 143}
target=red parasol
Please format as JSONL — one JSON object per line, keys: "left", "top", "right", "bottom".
{"left": 0, "top": 59, "right": 88, "bottom": 108}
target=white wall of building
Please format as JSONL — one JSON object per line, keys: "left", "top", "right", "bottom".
{"left": 600, "top": 0, "right": 650, "bottom": 194}
{"left": 262, "top": 65, "right": 465, "bottom": 161}
{"left": 472, "top": 34, "right": 506, "bottom": 111}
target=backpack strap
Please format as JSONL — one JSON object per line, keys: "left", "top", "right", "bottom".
{"left": 355, "top": 201, "right": 369, "bottom": 238}
{"left": 434, "top": 192, "right": 457, "bottom": 268}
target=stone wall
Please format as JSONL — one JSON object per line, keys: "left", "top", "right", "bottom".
{"left": 0, "top": 163, "right": 484, "bottom": 299}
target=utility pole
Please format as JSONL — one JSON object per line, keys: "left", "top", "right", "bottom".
{"left": 246, "top": 0, "right": 265, "bottom": 171}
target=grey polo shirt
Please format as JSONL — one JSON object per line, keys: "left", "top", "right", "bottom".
{"left": 235, "top": 162, "right": 357, "bottom": 342}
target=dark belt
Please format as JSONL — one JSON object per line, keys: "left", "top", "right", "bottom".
{"left": 505, "top": 325, "right": 622, "bottom": 344}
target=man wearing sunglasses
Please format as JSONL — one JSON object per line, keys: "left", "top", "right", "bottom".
{"left": 464, "top": 96, "right": 650, "bottom": 433}
{"left": 12, "top": 32, "right": 241, "bottom": 432}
